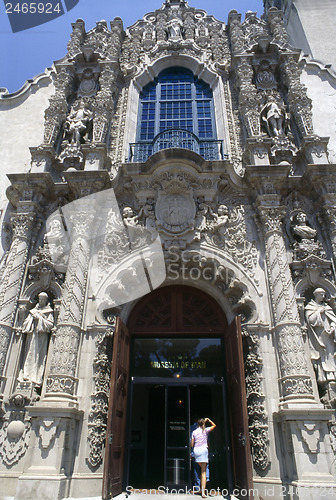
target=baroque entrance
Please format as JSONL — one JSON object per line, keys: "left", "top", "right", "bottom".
{"left": 103, "top": 285, "right": 253, "bottom": 499}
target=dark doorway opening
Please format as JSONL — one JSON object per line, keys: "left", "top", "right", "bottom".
{"left": 126, "top": 379, "right": 230, "bottom": 491}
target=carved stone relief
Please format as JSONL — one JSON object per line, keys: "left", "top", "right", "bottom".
{"left": 296, "top": 421, "right": 321, "bottom": 454}
{"left": 242, "top": 328, "right": 270, "bottom": 472}
{"left": 87, "top": 327, "right": 114, "bottom": 468}
{"left": 0, "top": 412, "right": 31, "bottom": 466}
{"left": 120, "top": 2, "right": 230, "bottom": 75}
{"left": 39, "top": 418, "right": 61, "bottom": 450}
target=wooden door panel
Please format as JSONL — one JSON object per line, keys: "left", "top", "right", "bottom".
{"left": 225, "top": 317, "right": 253, "bottom": 500}
{"left": 102, "top": 318, "right": 130, "bottom": 499}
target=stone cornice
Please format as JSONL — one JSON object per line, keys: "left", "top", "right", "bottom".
{"left": 0, "top": 67, "right": 55, "bottom": 105}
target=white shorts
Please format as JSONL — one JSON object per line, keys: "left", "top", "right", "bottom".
{"left": 193, "top": 446, "right": 208, "bottom": 463}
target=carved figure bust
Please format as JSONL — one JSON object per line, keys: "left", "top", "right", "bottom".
{"left": 18, "top": 292, "right": 54, "bottom": 388}
{"left": 291, "top": 212, "right": 317, "bottom": 241}
{"left": 305, "top": 288, "right": 336, "bottom": 407}
{"left": 44, "top": 219, "right": 63, "bottom": 243}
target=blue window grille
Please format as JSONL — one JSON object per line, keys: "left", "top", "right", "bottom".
{"left": 130, "top": 67, "right": 224, "bottom": 162}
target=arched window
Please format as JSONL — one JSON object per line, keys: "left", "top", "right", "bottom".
{"left": 130, "top": 67, "right": 223, "bottom": 161}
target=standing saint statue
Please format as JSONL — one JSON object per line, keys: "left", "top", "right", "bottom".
{"left": 305, "top": 288, "right": 336, "bottom": 407}
{"left": 18, "top": 292, "right": 54, "bottom": 387}
{"left": 64, "top": 103, "right": 93, "bottom": 146}
{"left": 260, "top": 96, "right": 289, "bottom": 137}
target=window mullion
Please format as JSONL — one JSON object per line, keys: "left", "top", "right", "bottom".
{"left": 192, "top": 81, "right": 198, "bottom": 137}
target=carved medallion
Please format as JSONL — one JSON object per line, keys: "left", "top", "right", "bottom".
{"left": 156, "top": 191, "right": 196, "bottom": 235}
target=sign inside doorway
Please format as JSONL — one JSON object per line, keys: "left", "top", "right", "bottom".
{"left": 132, "top": 337, "right": 223, "bottom": 377}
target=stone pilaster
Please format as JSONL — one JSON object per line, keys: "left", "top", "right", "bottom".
{"left": 44, "top": 198, "right": 96, "bottom": 401}
{"left": 228, "top": 12, "right": 261, "bottom": 139}
{"left": 257, "top": 195, "right": 315, "bottom": 404}
{"left": 0, "top": 210, "right": 36, "bottom": 381}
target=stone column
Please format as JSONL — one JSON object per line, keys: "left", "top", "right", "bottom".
{"left": 45, "top": 198, "right": 96, "bottom": 401}
{"left": 0, "top": 209, "right": 36, "bottom": 383}
{"left": 257, "top": 195, "right": 316, "bottom": 405}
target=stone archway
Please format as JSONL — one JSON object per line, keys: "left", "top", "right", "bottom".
{"left": 103, "top": 285, "right": 253, "bottom": 499}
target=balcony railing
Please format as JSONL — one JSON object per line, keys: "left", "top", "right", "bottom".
{"left": 129, "top": 129, "right": 225, "bottom": 162}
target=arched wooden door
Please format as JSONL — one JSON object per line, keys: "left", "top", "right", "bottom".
{"left": 102, "top": 286, "right": 253, "bottom": 499}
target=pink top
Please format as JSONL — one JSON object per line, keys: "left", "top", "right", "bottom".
{"left": 192, "top": 427, "right": 211, "bottom": 448}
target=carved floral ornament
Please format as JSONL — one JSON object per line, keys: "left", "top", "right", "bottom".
{"left": 258, "top": 205, "right": 286, "bottom": 233}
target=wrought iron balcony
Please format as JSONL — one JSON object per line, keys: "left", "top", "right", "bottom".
{"left": 129, "top": 129, "right": 225, "bottom": 162}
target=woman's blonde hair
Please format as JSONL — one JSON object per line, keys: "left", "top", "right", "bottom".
{"left": 198, "top": 418, "right": 206, "bottom": 431}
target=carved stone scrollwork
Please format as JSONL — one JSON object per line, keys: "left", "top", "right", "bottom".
{"left": 228, "top": 13, "right": 245, "bottom": 54}
{"left": 202, "top": 204, "right": 259, "bottom": 283}
{"left": 87, "top": 327, "right": 114, "bottom": 468}
{"left": 280, "top": 57, "right": 314, "bottom": 138}
{"left": 242, "top": 328, "right": 270, "bottom": 472}
{"left": 44, "top": 68, "right": 74, "bottom": 147}
{"left": 120, "top": 2, "right": 229, "bottom": 75}
{"left": 266, "top": 8, "right": 289, "bottom": 47}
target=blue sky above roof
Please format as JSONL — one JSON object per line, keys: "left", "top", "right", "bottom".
{"left": 0, "top": 0, "right": 264, "bottom": 93}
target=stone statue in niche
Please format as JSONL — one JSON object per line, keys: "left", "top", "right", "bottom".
{"left": 64, "top": 102, "right": 93, "bottom": 146}
{"left": 260, "top": 96, "right": 289, "bottom": 137}
{"left": 305, "top": 288, "right": 336, "bottom": 408}
{"left": 18, "top": 292, "right": 54, "bottom": 389}
{"left": 43, "top": 218, "right": 68, "bottom": 264}
{"left": 168, "top": 18, "right": 183, "bottom": 39}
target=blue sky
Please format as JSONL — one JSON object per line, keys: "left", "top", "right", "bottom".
{"left": 0, "top": 0, "right": 264, "bottom": 93}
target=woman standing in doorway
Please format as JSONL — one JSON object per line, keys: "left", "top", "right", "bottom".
{"left": 191, "top": 417, "right": 216, "bottom": 497}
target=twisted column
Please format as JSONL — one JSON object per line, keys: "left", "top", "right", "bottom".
{"left": 0, "top": 210, "right": 36, "bottom": 376}
{"left": 257, "top": 197, "right": 315, "bottom": 403}
{"left": 45, "top": 199, "right": 96, "bottom": 399}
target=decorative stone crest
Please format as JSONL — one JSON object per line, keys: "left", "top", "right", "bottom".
{"left": 156, "top": 190, "right": 196, "bottom": 235}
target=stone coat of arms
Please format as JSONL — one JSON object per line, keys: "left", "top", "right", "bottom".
{"left": 156, "top": 190, "right": 196, "bottom": 235}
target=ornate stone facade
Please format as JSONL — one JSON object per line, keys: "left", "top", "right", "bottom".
{"left": 0, "top": 1, "right": 336, "bottom": 499}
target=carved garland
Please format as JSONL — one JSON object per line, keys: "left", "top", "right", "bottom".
{"left": 242, "top": 328, "right": 270, "bottom": 471}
